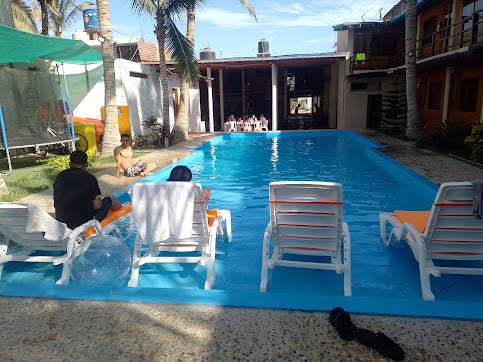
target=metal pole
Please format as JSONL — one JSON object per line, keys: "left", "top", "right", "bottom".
{"left": 0, "top": 104, "right": 12, "bottom": 175}
{"left": 56, "top": 66, "right": 76, "bottom": 150}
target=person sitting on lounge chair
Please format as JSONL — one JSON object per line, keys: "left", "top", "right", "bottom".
{"left": 167, "top": 165, "right": 211, "bottom": 208}
{"left": 53, "top": 150, "right": 122, "bottom": 229}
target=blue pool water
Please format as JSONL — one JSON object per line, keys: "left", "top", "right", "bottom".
{"left": 1, "top": 131, "right": 482, "bottom": 319}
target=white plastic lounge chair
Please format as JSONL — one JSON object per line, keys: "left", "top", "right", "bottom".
{"left": 379, "top": 182, "right": 483, "bottom": 300}
{"left": 260, "top": 181, "right": 352, "bottom": 296}
{"left": 0, "top": 202, "right": 102, "bottom": 285}
{"left": 127, "top": 182, "right": 231, "bottom": 289}
{"left": 83, "top": 202, "right": 133, "bottom": 239}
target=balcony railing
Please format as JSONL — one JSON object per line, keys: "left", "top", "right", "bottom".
{"left": 350, "top": 8, "right": 482, "bottom": 72}
{"left": 350, "top": 53, "right": 405, "bottom": 72}
{"left": 417, "top": 9, "right": 483, "bottom": 60}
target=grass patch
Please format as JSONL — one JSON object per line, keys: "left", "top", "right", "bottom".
{"left": 0, "top": 149, "right": 154, "bottom": 201}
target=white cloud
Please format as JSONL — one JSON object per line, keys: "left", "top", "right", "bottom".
{"left": 198, "top": 1, "right": 398, "bottom": 30}
{"left": 196, "top": 7, "right": 258, "bottom": 28}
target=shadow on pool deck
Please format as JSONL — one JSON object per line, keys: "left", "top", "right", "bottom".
{"left": 2, "top": 130, "right": 482, "bottom": 361}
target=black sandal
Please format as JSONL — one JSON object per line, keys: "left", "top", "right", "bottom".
{"left": 355, "top": 328, "right": 405, "bottom": 361}
{"left": 329, "top": 307, "right": 356, "bottom": 341}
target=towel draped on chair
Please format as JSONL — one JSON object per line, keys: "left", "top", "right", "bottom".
{"left": 471, "top": 180, "right": 483, "bottom": 219}
{"left": 130, "top": 182, "right": 195, "bottom": 242}
{"left": 21, "top": 203, "right": 71, "bottom": 240}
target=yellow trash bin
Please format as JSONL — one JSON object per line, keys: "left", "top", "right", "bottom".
{"left": 74, "top": 122, "right": 96, "bottom": 152}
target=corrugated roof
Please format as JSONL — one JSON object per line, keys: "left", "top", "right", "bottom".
{"left": 137, "top": 40, "right": 173, "bottom": 63}
{"left": 389, "top": 0, "right": 428, "bottom": 23}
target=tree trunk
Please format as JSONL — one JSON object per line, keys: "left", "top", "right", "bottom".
{"left": 97, "top": 0, "right": 119, "bottom": 156}
{"left": 39, "top": 0, "right": 49, "bottom": 35}
{"left": 405, "top": 0, "right": 423, "bottom": 139}
{"left": 156, "top": 10, "right": 170, "bottom": 144}
{"left": 171, "top": 4, "right": 195, "bottom": 143}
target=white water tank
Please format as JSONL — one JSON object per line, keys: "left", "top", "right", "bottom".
{"left": 257, "top": 39, "right": 270, "bottom": 57}
{"left": 72, "top": 30, "right": 89, "bottom": 41}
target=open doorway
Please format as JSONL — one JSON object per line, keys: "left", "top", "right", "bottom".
{"left": 366, "top": 94, "right": 382, "bottom": 128}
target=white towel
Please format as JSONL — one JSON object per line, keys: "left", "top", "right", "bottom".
{"left": 20, "top": 203, "right": 71, "bottom": 240}
{"left": 130, "top": 182, "right": 196, "bottom": 242}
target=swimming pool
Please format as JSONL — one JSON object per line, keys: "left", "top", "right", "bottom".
{"left": 1, "top": 131, "right": 482, "bottom": 319}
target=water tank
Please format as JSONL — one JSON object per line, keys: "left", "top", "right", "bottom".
{"left": 258, "top": 39, "right": 269, "bottom": 54}
{"left": 72, "top": 30, "right": 89, "bottom": 41}
{"left": 83, "top": 6, "right": 99, "bottom": 30}
{"left": 257, "top": 39, "right": 270, "bottom": 57}
{"left": 199, "top": 47, "right": 216, "bottom": 60}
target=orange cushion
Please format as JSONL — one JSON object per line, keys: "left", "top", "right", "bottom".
{"left": 84, "top": 204, "right": 132, "bottom": 237}
{"left": 394, "top": 210, "right": 430, "bottom": 233}
{"left": 207, "top": 209, "right": 219, "bottom": 228}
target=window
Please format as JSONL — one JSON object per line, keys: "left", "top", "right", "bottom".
{"left": 422, "top": 16, "right": 438, "bottom": 46}
{"left": 459, "top": 78, "right": 479, "bottom": 112}
{"left": 462, "top": 0, "right": 483, "bottom": 29}
{"left": 129, "top": 71, "right": 148, "bottom": 79}
{"left": 351, "top": 82, "right": 381, "bottom": 91}
{"left": 428, "top": 82, "right": 443, "bottom": 110}
{"left": 371, "top": 34, "right": 397, "bottom": 56}
{"left": 354, "top": 32, "right": 366, "bottom": 54}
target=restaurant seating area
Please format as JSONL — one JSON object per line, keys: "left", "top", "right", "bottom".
{"left": 224, "top": 115, "right": 268, "bottom": 132}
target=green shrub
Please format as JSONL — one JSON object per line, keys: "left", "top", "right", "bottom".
{"left": 432, "top": 120, "right": 471, "bottom": 156}
{"left": 37, "top": 149, "right": 99, "bottom": 176}
{"left": 465, "top": 124, "right": 483, "bottom": 163}
{"left": 140, "top": 115, "right": 173, "bottom": 148}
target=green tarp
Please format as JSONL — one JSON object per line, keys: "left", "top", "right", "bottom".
{"left": 0, "top": 24, "right": 103, "bottom": 64}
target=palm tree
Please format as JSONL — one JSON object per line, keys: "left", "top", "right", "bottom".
{"left": 130, "top": 0, "right": 198, "bottom": 144}
{"left": 11, "top": 0, "right": 39, "bottom": 33}
{"left": 172, "top": 0, "right": 256, "bottom": 142}
{"left": 404, "top": 0, "right": 422, "bottom": 139}
{"left": 49, "top": 0, "right": 91, "bottom": 37}
{"left": 37, "top": 0, "right": 53, "bottom": 35}
{"left": 96, "top": 0, "right": 119, "bottom": 155}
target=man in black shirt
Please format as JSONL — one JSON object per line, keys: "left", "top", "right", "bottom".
{"left": 53, "top": 150, "right": 122, "bottom": 229}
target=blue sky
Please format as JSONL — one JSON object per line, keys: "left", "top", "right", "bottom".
{"left": 68, "top": 0, "right": 400, "bottom": 58}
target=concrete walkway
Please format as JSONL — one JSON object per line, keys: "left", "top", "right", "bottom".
{"left": 2, "top": 130, "right": 482, "bottom": 361}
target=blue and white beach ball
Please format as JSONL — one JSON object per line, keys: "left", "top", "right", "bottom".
{"left": 70, "top": 235, "right": 132, "bottom": 286}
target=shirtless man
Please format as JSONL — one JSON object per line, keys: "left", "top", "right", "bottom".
{"left": 114, "top": 134, "right": 155, "bottom": 178}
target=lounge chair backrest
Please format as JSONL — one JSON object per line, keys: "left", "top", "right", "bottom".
{"left": 130, "top": 182, "right": 209, "bottom": 242}
{"left": 269, "top": 181, "right": 343, "bottom": 253}
{"left": 424, "top": 182, "right": 483, "bottom": 258}
{"left": 0, "top": 203, "right": 67, "bottom": 250}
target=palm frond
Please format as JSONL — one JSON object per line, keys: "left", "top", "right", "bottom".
{"left": 239, "top": 0, "right": 257, "bottom": 20}
{"left": 163, "top": 0, "right": 194, "bottom": 20}
{"left": 164, "top": 15, "right": 198, "bottom": 84}
{"left": 130, "top": 0, "right": 157, "bottom": 16}
{"left": 11, "top": 0, "right": 39, "bottom": 33}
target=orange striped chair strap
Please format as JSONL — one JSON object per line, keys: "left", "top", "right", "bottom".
{"left": 84, "top": 204, "right": 132, "bottom": 237}
{"left": 270, "top": 199, "right": 341, "bottom": 205}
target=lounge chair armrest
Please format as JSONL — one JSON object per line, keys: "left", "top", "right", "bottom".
{"left": 72, "top": 219, "right": 103, "bottom": 238}
{"left": 402, "top": 222, "right": 427, "bottom": 254}
{"left": 54, "top": 220, "right": 103, "bottom": 266}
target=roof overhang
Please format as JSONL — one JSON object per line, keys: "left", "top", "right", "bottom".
{"left": 332, "top": 21, "right": 388, "bottom": 31}
{"left": 196, "top": 53, "right": 346, "bottom": 71}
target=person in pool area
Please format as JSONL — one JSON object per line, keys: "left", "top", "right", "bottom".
{"left": 53, "top": 150, "right": 122, "bottom": 229}
{"left": 114, "top": 133, "right": 155, "bottom": 178}
{"left": 167, "top": 165, "right": 211, "bottom": 207}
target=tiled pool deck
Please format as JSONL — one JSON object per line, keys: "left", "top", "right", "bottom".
{"left": 4, "top": 130, "right": 482, "bottom": 361}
